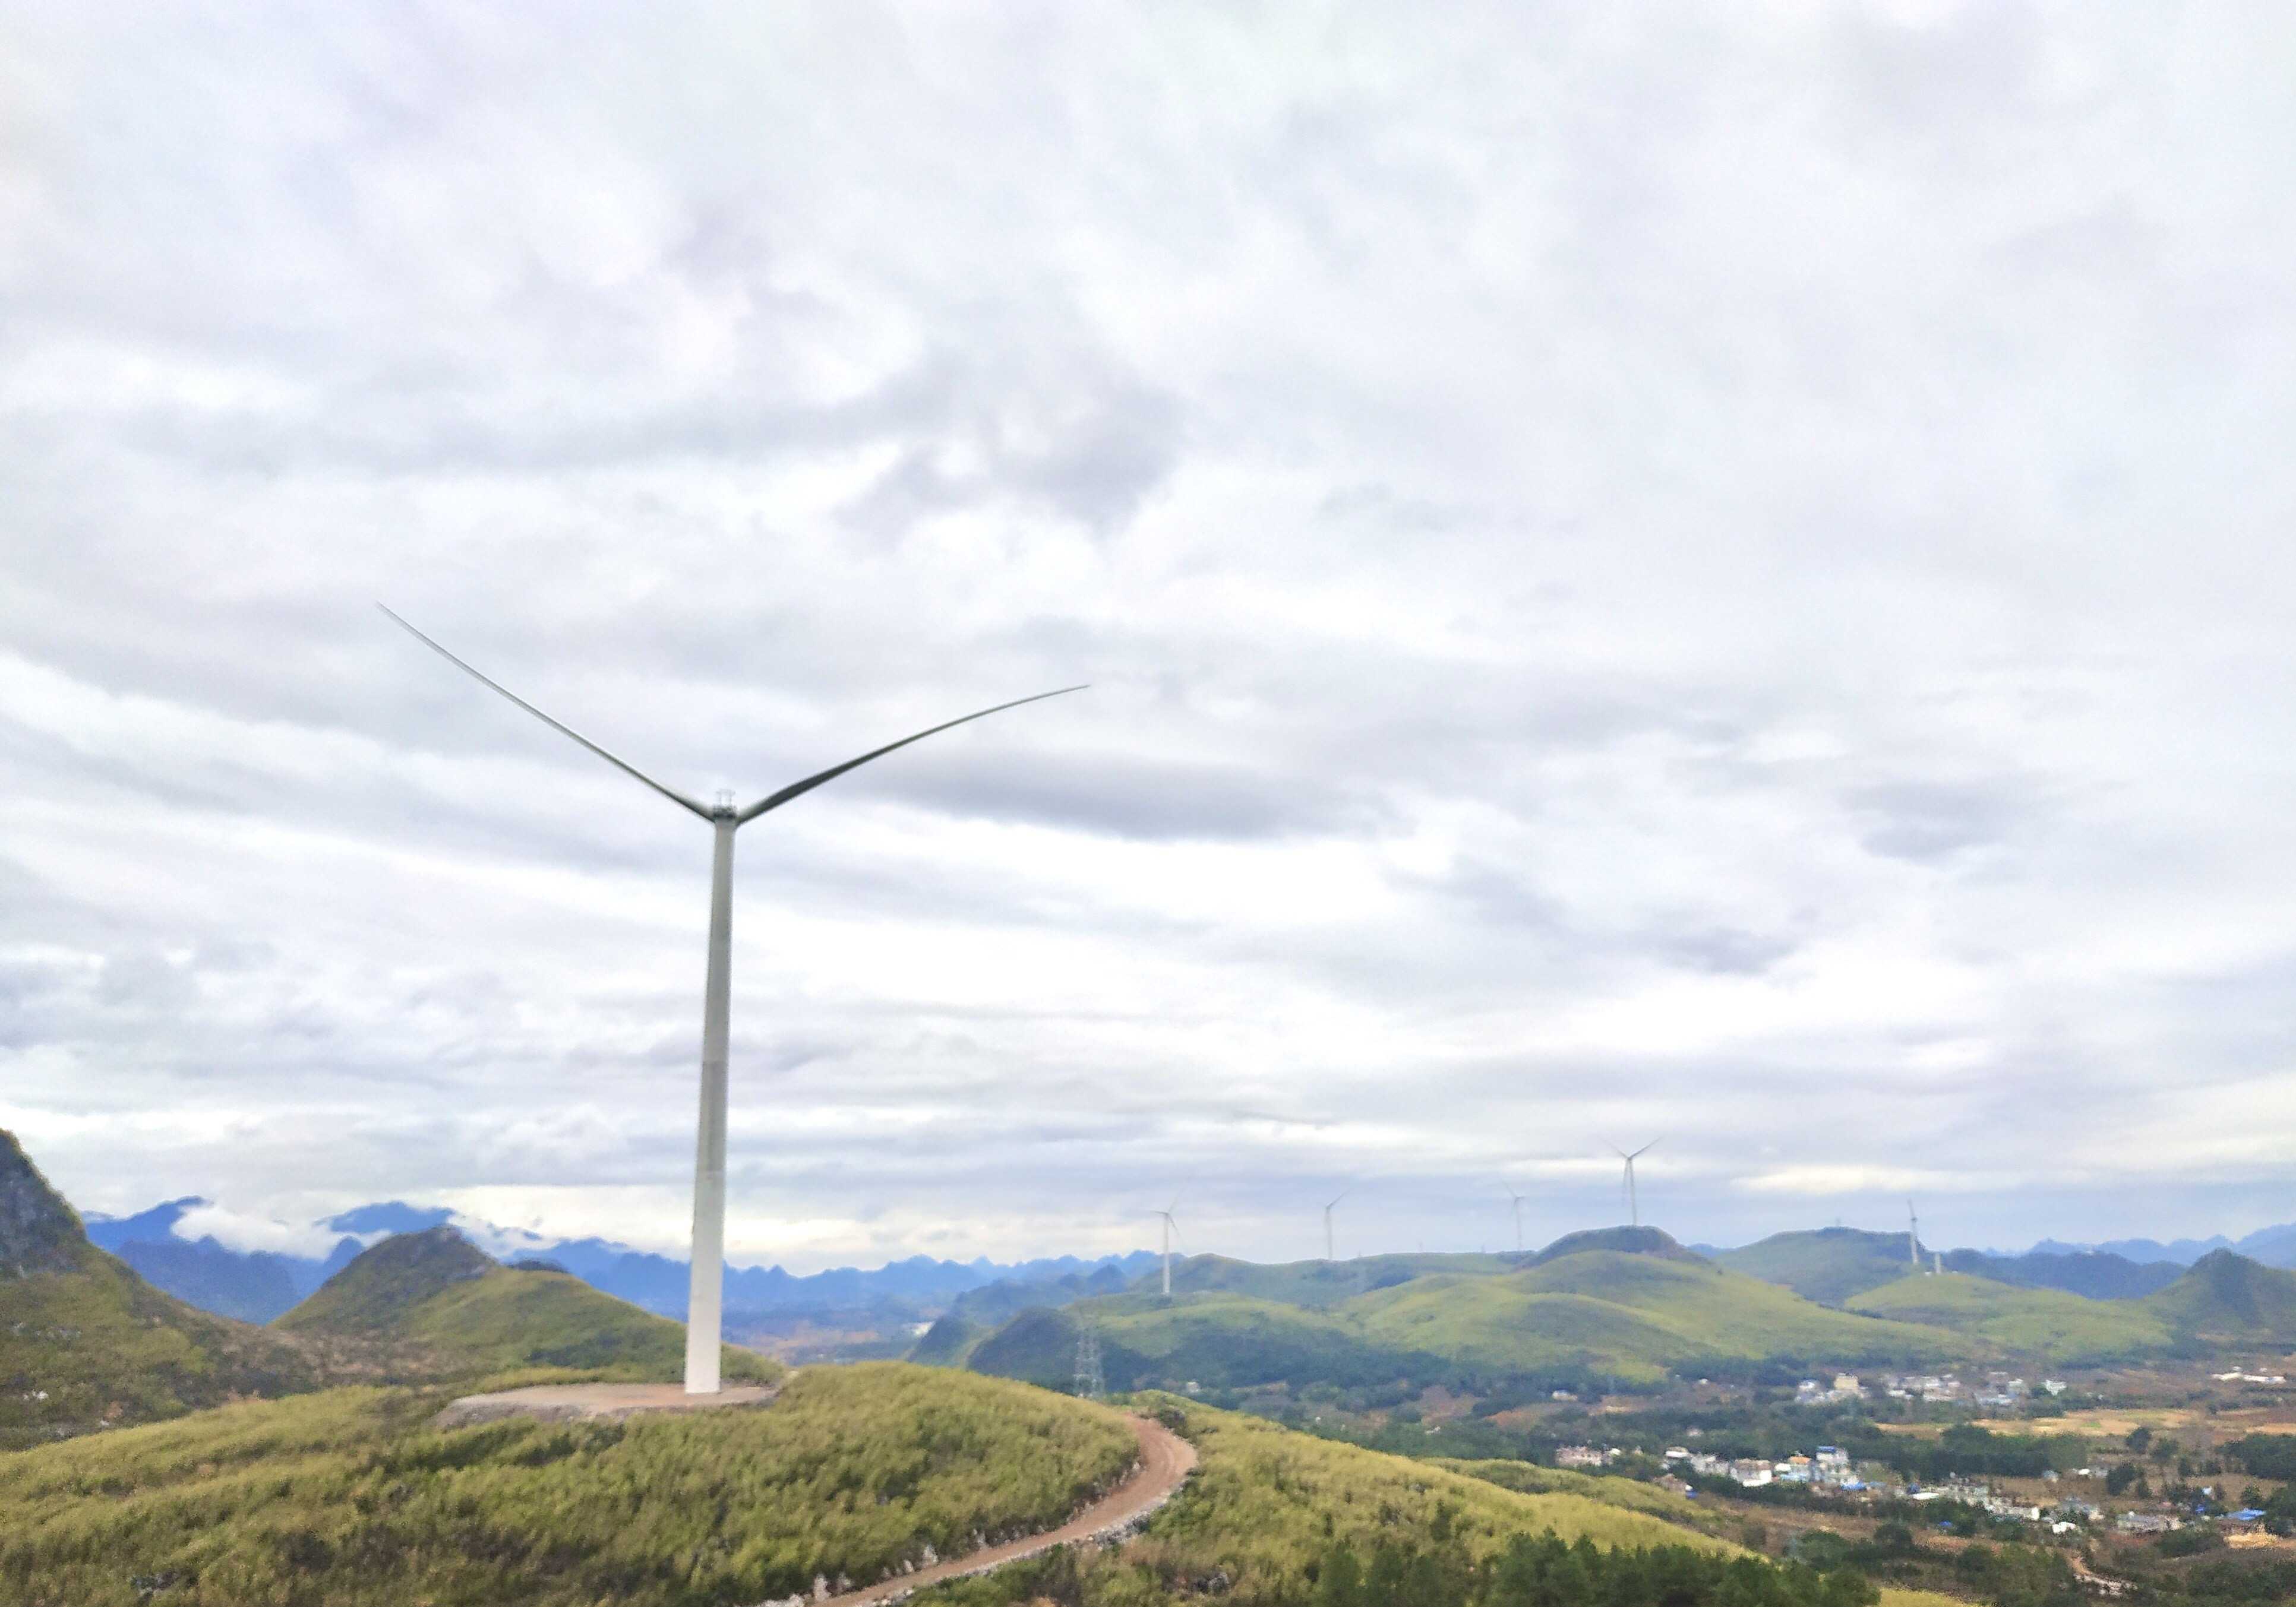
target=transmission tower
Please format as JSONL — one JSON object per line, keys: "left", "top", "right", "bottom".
{"left": 1073, "top": 1323, "right": 1104, "bottom": 1399}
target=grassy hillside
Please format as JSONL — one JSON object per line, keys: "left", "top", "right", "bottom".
{"left": 1352, "top": 1252, "right": 1968, "bottom": 1382}
{"left": 941, "top": 1263, "right": 1130, "bottom": 1328}
{"left": 1429, "top": 1456, "right": 1735, "bottom": 1537}
{"left": 1713, "top": 1228, "right": 1923, "bottom": 1306}
{"left": 1846, "top": 1271, "right": 2173, "bottom": 1364}
{"left": 2142, "top": 1249, "right": 2296, "bottom": 1344}
{"left": 968, "top": 1250, "right": 1969, "bottom": 1394}
{"left": 0, "top": 1363, "right": 1136, "bottom": 1607}
{"left": 934, "top": 1400, "right": 1956, "bottom": 1607}
{"left": 1154, "top": 1251, "right": 1522, "bottom": 1309}
{"left": 1523, "top": 1226, "right": 1704, "bottom": 1267}
{"left": 909, "top": 1311, "right": 984, "bottom": 1365}
{"left": 275, "top": 1225, "right": 779, "bottom": 1384}
{"left": 1, "top": 1131, "right": 319, "bottom": 1448}
{"left": 968, "top": 1295, "right": 1435, "bottom": 1394}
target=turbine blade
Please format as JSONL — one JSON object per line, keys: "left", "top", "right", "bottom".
{"left": 735, "top": 685, "right": 1087, "bottom": 824}
{"left": 381, "top": 607, "right": 710, "bottom": 821}
{"left": 1630, "top": 1140, "right": 1659, "bottom": 1159}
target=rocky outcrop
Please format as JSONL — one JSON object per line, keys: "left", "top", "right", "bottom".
{"left": 0, "top": 1129, "right": 87, "bottom": 1279}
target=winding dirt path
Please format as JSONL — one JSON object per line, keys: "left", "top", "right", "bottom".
{"left": 806, "top": 1415, "right": 1197, "bottom": 1607}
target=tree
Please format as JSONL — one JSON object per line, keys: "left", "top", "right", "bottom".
{"left": 1316, "top": 1545, "right": 1362, "bottom": 1607}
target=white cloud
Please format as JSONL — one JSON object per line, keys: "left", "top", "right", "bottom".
{"left": 170, "top": 1203, "right": 345, "bottom": 1260}
{"left": 5, "top": 2, "right": 2296, "bottom": 1267}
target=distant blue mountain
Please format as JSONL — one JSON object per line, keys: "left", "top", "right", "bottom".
{"left": 83, "top": 1195, "right": 210, "bottom": 1250}
{"left": 2031, "top": 1233, "right": 2240, "bottom": 1267}
{"left": 507, "top": 1240, "right": 1160, "bottom": 1317}
{"left": 84, "top": 1192, "right": 1160, "bottom": 1324}
{"left": 321, "top": 1201, "right": 456, "bottom": 1235}
{"left": 83, "top": 1195, "right": 353, "bottom": 1321}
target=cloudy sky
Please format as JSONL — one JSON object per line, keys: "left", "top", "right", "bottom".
{"left": 5, "top": 3, "right": 2295, "bottom": 1272}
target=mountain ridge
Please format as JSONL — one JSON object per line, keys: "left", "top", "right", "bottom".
{"left": 1, "top": 1130, "right": 320, "bottom": 1448}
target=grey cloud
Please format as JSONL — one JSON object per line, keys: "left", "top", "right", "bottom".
{"left": 1849, "top": 780, "right": 2033, "bottom": 863}
{"left": 6, "top": 4, "right": 2296, "bottom": 1266}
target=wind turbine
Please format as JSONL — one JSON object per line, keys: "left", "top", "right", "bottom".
{"left": 1607, "top": 1141, "right": 1657, "bottom": 1228}
{"left": 383, "top": 608, "right": 1082, "bottom": 1394}
{"left": 1151, "top": 1199, "right": 1184, "bottom": 1296}
{"left": 1907, "top": 1198, "right": 1922, "bottom": 1271}
{"left": 1499, "top": 1179, "right": 1527, "bottom": 1253}
{"left": 1323, "top": 1186, "right": 1353, "bottom": 1263}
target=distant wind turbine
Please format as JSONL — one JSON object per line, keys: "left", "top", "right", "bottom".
{"left": 1607, "top": 1141, "right": 1657, "bottom": 1228}
{"left": 383, "top": 607, "right": 1083, "bottom": 1394}
{"left": 1151, "top": 1197, "right": 1185, "bottom": 1296}
{"left": 1324, "top": 1187, "right": 1353, "bottom": 1263}
{"left": 1499, "top": 1180, "right": 1527, "bottom": 1253}
{"left": 1907, "top": 1198, "right": 1922, "bottom": 1271}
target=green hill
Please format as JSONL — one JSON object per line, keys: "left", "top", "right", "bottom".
{"left": 1151, "top": 1251, "right": 1523, "bottom": 1309}
{"left": 0, "top": 1361, "right": 1963, "bottom": 1607}
{"left": 1713, "top": 1228, "right": 1925, "bottom": 1306}
{"left": 967, "top": 1245, "right": 1970, "bottom": 1394}
{"left": 937, "top": 1399, "right": 1957, "bottom": 1607}
{"left": 940, "top": 1263, "right": 1130, "bottom": 1327}
{"left": 1353, "top": 1251, "right": 1967, "bottom": 1383}
{"left": 1846, "top": 1271, "right": 2172, "bottom": 1365}
{"left": 1524, "top": 1226, "right": 1704, "bottom": 1267}
{"left": 0, "top": 1363, "right": 1133, "bottom": 1607}
{"left": 967, "top": 1293, "right": 1435, "bottom": 1394}
{"left": 1430, "top": 1456, "right": 1735, "bottom": 1538}
{"left": 0, "top": 1130, "right": 319, "bottom": 1449}
{"left": 908, "top": 1310, "right": 985, "bottom": 1365}
{"left": 2141, "top": 1249, "right": 2296, "bottom": 1345}
{"left": 274, "top": 1225, "right": 778, "bottom": 1384}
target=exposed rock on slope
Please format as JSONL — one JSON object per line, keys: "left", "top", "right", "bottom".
{"left": 0, "top": 1129, "right": 319, "bottom": 1448}
{"left": 1, "top": 1129, "right": 83, "bottom": 1278}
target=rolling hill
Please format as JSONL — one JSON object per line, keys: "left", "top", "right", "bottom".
{"left": 1846, "top": 1271, "right": 2174, "bottom": 1365}
{"left": 1148, "top": 1251, "right": 1524, "bottom": 1309}
{"left": 1712, "top": 1228, "right": 1930, "bottom": 1306}
{"left": 1717, "top": 1226, "right": 2183, "bottom": 1307}
{"left": 2140, "top": 1248, "right": 2296, "bottom": 1345}
{"left": 962, "top": 1293, "right": 1436, "bottom": 1393}
{"left": 0, "top": 1364, "right": 1134, "bottom": 1607}
{"left": 0, "top": 1129, "right": 320, "bottom": 1450}
{"left": 0, "top": 1361, "right": 1956, "bottom": 1607}
{"left": 1353, "top": 1248, "right": 1968, "bottom": 1383}
{"left": 1839, "top": 1252, "right": 2296, "bottom": 1362}
{"left": 960, "top": 1233, "right": 1970, "bottom": 1393}
{"left": 274, "top": 1224, "right": 779, "bottom": 1384}
{"left": 941, "top": 1398, "right": 1954, "bottom": 1607}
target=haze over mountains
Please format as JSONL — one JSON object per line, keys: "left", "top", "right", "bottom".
{"left": 81, "top": 1180, "right": 2296, "bottom": 1332}
{"left": 941, "top": 1226, "right": 2296, "bottom": 1398}
{"left": 81, "top": 1192, "right": 1158, "bottom": 1325}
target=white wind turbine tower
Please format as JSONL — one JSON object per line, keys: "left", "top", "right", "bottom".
{"left": 1607, "top": 1141, "right": 1657, "bottom": 1228}
{"left": 1151, "top": 1198, "right": 1185, "bottom": 1296}
{"left": 1323, "top": 1187, "right": 1353, "bottom": 1263}
{"left": 384, "top": 608, "right": 1082, "bottom": 1394}
{"left": 1907, "top": 1199, "right": 1924, "bottom": 1272}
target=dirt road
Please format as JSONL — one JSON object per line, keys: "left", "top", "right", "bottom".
{"left": 798, "top": 1415, "right": 1197, "bottom": 1607}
